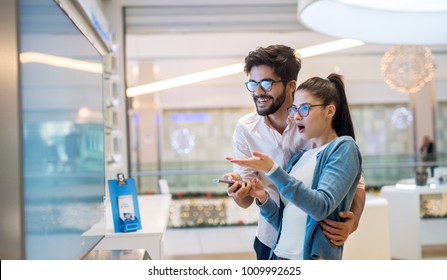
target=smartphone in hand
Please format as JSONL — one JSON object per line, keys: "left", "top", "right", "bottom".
{"left": 212, "top": 179, "right": 237, "bottom": 184}
{"left": 212, "top": 178, "right": 246, "bottom": 191}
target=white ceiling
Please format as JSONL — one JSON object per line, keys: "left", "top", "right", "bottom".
{"left": 115, "top": 0, "right": 447, "bottom": 108}
{"left": 122, "top": 0, "right": 447, "bottom": 56}
{"left": 124, "top": 1, "right": 307, "bottom": 34}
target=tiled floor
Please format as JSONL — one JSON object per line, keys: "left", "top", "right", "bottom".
{"left": 164, "top": 196, "right": 259, "bottom": 260}
{"left": 163, "top": 225, "right": 257, "bottom": 260}
{"left": 164, "top": 227, "right": 447, "bottom": 260}
{"left": 163, "top": 194, "right": 447, "bottom": 260}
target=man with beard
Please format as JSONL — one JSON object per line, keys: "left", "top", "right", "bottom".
{"left": 224, "top": 45, "right": 366, "bottom": 260}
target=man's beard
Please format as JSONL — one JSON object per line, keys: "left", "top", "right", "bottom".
{"left": 254, "top": 88, "right": 286, "bottom": 116}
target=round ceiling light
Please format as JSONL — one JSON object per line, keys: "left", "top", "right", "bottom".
{"left": 298, "top": 0, "right": 447, "bottom": 45}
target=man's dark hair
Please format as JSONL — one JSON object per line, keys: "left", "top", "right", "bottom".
{"left": 244, "top": 44, "right": 302, "bottom": 83}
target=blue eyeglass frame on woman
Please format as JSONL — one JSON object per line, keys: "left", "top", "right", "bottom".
{"left": 245, "top": 79, "right": 283, "bottom": 93}
{"left": 287, "top": 103, "right": 326, "bottom": 118}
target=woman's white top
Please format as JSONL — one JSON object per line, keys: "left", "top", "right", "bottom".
{"left": 274, "top": 143, "right": 329, "bottom": 260}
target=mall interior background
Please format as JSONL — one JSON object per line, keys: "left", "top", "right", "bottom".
{"left": 1, "top": 0, "right": 446, "bottom": 260}
{"left": 122, "top": 1, "right": 447, "bottom": 194}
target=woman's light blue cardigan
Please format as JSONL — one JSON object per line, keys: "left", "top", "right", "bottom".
{"left": 258, "top": 136, "right": 362, "bottom": 260}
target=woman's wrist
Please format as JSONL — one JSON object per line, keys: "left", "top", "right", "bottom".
{"left": 257, "top": 191, "right": 268, "bottom": 204}
{"left": 265, "top": 162, "right": 279, "bottom": 176}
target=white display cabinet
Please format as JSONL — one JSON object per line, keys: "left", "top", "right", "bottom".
{"left": 84, "top": 194, "right": 172, "bottom": 260}
{"left": 381, "top": 185, "right": 447, "bottom": 259}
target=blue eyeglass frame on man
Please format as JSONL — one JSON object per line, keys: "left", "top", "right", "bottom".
{"left": 287, "top": 103, "right": 326, "bottom": 118}
{"left": 245, "top": 79, "right": 283, "bottom": 93}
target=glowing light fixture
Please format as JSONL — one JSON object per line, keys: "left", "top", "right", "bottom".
{"left": 20, "top": 52, "right": 102, "bottom": 73}
{"left": 381, "top": 45, "right": 435, "bottom": 94}
{"left": 126, "top": 38, "right": 364, "bottom": 97}
{"left": 298, "top": 0, "right": 447, "bottom": 45}
{"left": 391, "top": 107, "right": 413, "bottom": 130}
{"left": 127, "top": 63, "right": 243, "bottom": 97}
{"left": 298, "top": 38, "right": 364, "bottom": 57}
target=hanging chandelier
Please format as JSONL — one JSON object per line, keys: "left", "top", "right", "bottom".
{"left": 380, "top": 45, "right": 435, "bottom": 94}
